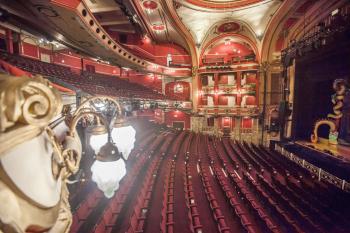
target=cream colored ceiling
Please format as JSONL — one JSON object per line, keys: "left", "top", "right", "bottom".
{"left": 85, "top": 0, "right": 120, "bottom": 13}
{"left": 176, "top": 0, "right": 281, "bottom": 45}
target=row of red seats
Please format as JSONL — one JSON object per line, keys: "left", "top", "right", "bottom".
{"left": 234, "top": 142, "right": 264, "bottom": 174}
{"left": 214, "top": 140, "right": 279, "bottom": 233}
{"left": 243, "top": 172, "right": 304, "bottom": 233}
{"left": 239, "top": 142, "right": 278, "bottom": 175}
{"left": 127, "top": 132, "right": 175, "bottom": 233}
{"left": 241, "top": 142, "right": 350, "bottom": 232}
{"left": 221, "top": 139, "right": 326, "bottom": 232}
{"left": 197, "top": 135, "right": 231, "bottom": 233}
{"left": 184, "top": 162, "right": 203, "bottom": 233}
{"left": 69, "top": 127, "right": 350, "bottom": 233}
{"left": 160, "top": 160, "right": 176, "bottom": 233}
{"left": 71, "top": 126, "right": 161, "bottom": 232}
{"left": 93, "top": 132, "right": 168, "bottom": 233}
{"left": 71, "top": 123, "right": 154, "bottom": 232}
{"left": 222, "top": 139, "right": 336, "bottom": 232}
{"left": 127, "top": 149, "right": 163, "bottom": 232}
{"left": 182, "top": 134, "right": 203, "bottom": 233}
{"left": 221, "top": 139, "right": 306, "bottom": 232}
{"left": 160, "top": 131, "right": 187, "bottom": 233}
{"left": 207, "top": 141, "right": 258, "bottom": 233}
{"left": 255, "top": 144, "right": 310, "bottom": 180}
{"left": 0, "top": 51, "right": 165, "bottom": 100}
{"left": 70, "top": 188, "right": 104, "bottom": 232}
{"left": 197, "top": 159, "right": 231, "bottom": 233}
{"left": 257, "top": 174, "right": 323, "bottom": 232}
{"left": 231, "top": 172, "right": 279, "bottom": 233}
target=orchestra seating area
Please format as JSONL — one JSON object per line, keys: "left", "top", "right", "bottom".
{"left": 70, "top": 123, "right": 350, "bottom": 233}
{"left": 0, "top": 51, "right": 165, "bottom": 100}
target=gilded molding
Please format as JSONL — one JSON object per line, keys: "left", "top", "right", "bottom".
{"left": 0, "top": 75, "right": 62, "bottom": 155}
{"left": 0, "top": 75, "right": 78, "bottom": 233}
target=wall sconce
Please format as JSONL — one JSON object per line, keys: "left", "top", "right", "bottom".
{"left": 0, "top": 74, "right": 135, "bottom": 232}
{"left": 75, "top": 96, "right": 136, "bottom": 198}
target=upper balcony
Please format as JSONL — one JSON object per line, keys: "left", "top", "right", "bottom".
{"left": 4, "top": 0, "right": 192, "bottom": 78}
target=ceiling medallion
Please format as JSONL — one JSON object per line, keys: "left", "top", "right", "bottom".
{"left": 217, "top": 22, "right": 240, "bottom": 33}
{"left": 152, "top": 24, "right": 166, "bottom": 32}
{"left": 34, "top": 4, "right": 59, "bottom": 17}
{"left": 142, "top": 0, "right": 159, "bottom": 11}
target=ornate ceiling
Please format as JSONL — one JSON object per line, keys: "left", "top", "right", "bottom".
{"left": 1, "top": 0, "right": 341, "bottom": 69}
{"left": 85, "top": 0, "right": 137, "bottom": 34}
{"left": 175, "top": 0, "right": 282, "bottom": 46}
{"left": 131, "top": 0, "right": 191, "bottom": 52}
{"left": 182, "top": 0, "right": 262, "bottom": 9}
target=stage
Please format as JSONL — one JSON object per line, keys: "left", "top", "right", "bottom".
{"left": 296, "top": 138, "right": 350, "bottom": 162}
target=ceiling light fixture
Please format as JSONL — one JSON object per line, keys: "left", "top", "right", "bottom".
{"left": 152, "top": 24, "right": 166, "bottom": 32}
{"left": 142, "top": 0, "right": 159, "bottom": 13}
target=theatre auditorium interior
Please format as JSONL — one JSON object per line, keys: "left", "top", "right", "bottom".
{"left": 1, "top": 0, "right": 350, "bottom": 233}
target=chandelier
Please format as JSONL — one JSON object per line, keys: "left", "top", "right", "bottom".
{"left": 72, "top": 96, "right": 136, "bottom": 198}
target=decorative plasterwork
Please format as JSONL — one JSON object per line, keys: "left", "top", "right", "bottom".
{"left": 131, "top": 0, "right": 191, "bottom": 53}
{"left": 0, "top": 75, "right": 62, "bottom": 154}
{"left": 183, "top": 0, "right": 261, "bottom": 9}
{"left": 217, "top": 22, "right": 240, "bottom": 33}
{"left": 0, "top": 74, "right": 75, "bottom": 233}
{"left": 160, "top": 0, "right": 199, "bottom": 67}
{"left": 176, "top": 0, "right": 281, "bottom": 45}
{"left": 142, "top": 0, "right": 159, "bottom": 11}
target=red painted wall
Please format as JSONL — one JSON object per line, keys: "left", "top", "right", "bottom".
{"left": 20, "top": 42, "right": 54, "bottom": 61}
{"left": 218, "top": 95, "right": 228, "bottom": 105}
{"left": 218, "top": 74, "right": 228, "bottom": 84}
{"left": 165, "top": 81, "right": 190, "bottom": 101}
{"left": 245, "top": 96, "right": 256, "bottom": 106}
{"left": 202, "top": 42, "right": 254, "bottom": 65}
{"left": 218, "top": 116, "right": 235, "bottom": 129}
{"left": 201, "top": 96, "right": 208, "bottom": 105}
{"left": 122, "top": 73, "right": 162, "bottom": 92}
{"left": 115, "top": 33, "right": 191, "bottom": 66}
{"left": 52, "top": 52, "right": 81, "bottom": 69}
{"left": 21, "top": 42, "right": 39, "bottom": 59}
{"left": 51, "top": 52, "right": 121, "bottom": 76}
{"left": 242, "top": 118, "right": 253, "bottom": 128}
{"left": 83, "top": 58, "right": 120, "bottom": 75}
{"left": 165, "top": 110, "right": 191, "bottom": 129}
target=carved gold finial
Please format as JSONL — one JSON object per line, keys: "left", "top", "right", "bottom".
{"left": 0, "top": 74, "right": 62, "bottom": 155}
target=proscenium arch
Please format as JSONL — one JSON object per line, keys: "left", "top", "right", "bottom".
{"left": 199, "top": 33, "right": 260, "bottom": 65}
